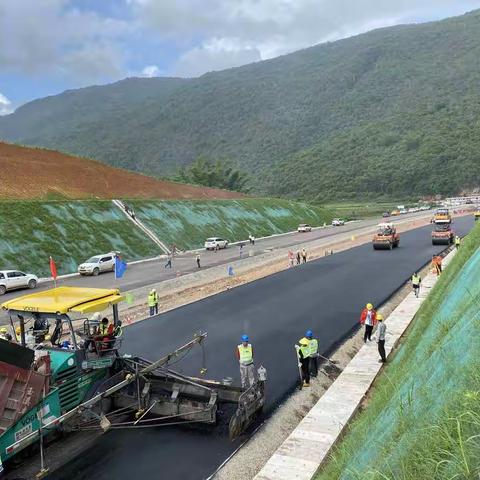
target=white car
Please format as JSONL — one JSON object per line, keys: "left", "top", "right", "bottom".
{"left": 0, "top": 270, "right": 38, "bottom": 295}
{"left": 400, "top": 209, "right": 408, "bottom": 215}
{"left": 204, "top": 237, "right": 229, "bottom": 250}
{"left": 297, "top": 224, "right": 312, "bottom": 232}
{"left": 332, "top": 218, "right": 345, "bottom": 226}
{"left": 78, "top": 253, "right": 116, "bottom": 276}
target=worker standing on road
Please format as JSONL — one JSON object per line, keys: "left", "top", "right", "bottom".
{"left": 249, "top": 234, "right": 255, "bottom": 245}
{"left": 375, "top": 313, "right": 387, "bottom": 363}
{"left": 360, "top": 303, "right": 377, "bottom": 343}
{"left": 411, "top": 273, "right": 421, "bottom": 298}
{"left": 296, "top": 251, "right": 301, "bottom": 265}
{"left": 164, "top": 254, "right": 172, "bottom": 269}
{"left": 148, "top": 288, "right": 159, "bottom": 316}
{"left": 301, "top": 248, "right": 307, "bottom": 263}
{"left": 237, "top": 334, "right": 255, "bottom": 388}
{"left": 297, "top": 338, "right": 311, "bottom": 387}
{"left": 306, "top": 330, "right": 319, "bottom": 377}
{"left": 455, "top": 235, "right": 461, "bottom": 249}
{"left": 196, "top": 254, "right": 201, "bottom": 268}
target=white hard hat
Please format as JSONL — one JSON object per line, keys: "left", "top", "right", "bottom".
{"left": 91, "top": 312, "right": 101, "bottom": 321}
{"left": 151, "top": 288, "right": 156, "bottom": 293}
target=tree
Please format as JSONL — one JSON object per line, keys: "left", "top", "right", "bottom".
{"left": 174, "top": 157, "right": 250, "bottom": 193}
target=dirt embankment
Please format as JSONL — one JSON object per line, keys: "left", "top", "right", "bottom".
{"left": 0, "top": 142, "right": 245, "bottom": 200}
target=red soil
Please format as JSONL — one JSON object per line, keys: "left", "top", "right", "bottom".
{"left": 0, "top": 142, "right": 245, "bottom": 200}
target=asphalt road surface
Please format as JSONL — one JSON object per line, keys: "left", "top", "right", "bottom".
{"left": 1, "top": 211, "right": 433, "bottom": 304}
{"left": 44, "top": 216, "right": 473, "bottom": 480}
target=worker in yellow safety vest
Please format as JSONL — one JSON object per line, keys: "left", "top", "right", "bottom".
{"left": 411, "top": 273, "right": 421, "bottom": 298}
{"left": 306, "top": 330, "right": 319, "bottom": 378}
{"left": 148, "top": 288, "right": 159, "bottom": 316}
{"left": 455, "top": 235, "right": 461, "bottom": 249}
{"left": 297, "top": 337, "right": 311, "bottom": 387}
{"left": 236, "top": 334, "right": 255, "bottom": 388}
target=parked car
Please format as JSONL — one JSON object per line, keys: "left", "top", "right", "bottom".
{"left": 297, "top": 224, "right": 312, "bottom": 232}
{"left": 400, "top": 209, "right": 408, "bottom": 214}
{"left": 332, "top": 218, "right": 345, "bottom": 226}
{"left": 204, "top": 238, "right": 229, "bottom": 250}
{"left": 391, "top": 210, "right": 400, "bottom": 216}
{"left": 0, "top": 270, "right": 38, "bottom": 295}
{"left": 382, "top": 212, "right": 390, "bottom": 218}
{"left": 78, "top": 253, "right": 117, "bottom": 276}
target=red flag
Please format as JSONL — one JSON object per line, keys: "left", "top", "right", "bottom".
{"left": 49, "top": 256, "right": 57, "bottom": 280}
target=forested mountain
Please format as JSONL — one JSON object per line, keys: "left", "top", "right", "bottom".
{"left": 1, "top": 10, "right": 480, "bottom": 199}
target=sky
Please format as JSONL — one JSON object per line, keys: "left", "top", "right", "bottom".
{"left": 1, "top": 0, "right": 480, "bottom": 113}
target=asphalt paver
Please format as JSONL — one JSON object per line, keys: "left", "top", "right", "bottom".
{"left": 48, "top": 217, "right": 473, "bottom": 480}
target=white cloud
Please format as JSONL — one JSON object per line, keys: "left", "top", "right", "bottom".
{"left": 0, "top": 0, "right": 130, "bottom": 85}
{"left": 141, "top": 65, "right": 162, "bottom": 77}
{"left": 0, "top": 93, "right": 13, "bottom": 115}
{"left": 132, "top": 0, "right": 480, "bottom": 76}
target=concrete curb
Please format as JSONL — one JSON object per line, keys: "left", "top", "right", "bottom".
{"left": 252, "top": 249, "right": 456, "bottom": 480}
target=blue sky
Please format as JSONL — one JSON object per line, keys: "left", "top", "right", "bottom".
{"left": 1, "top": 0, "right": 479, "bottom": 113}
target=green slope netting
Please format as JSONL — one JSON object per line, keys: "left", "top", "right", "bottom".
{"left": 316, "top": 224, "right": 480, "bottom": 480}
{"left": 128, "top": 199, "right": 333, "bottom": 250}
{"left": 0, "top": 201, "right": 159, "bottom": 276}
{"left": 0, "top": 199, "right": 332, "bottom": 276}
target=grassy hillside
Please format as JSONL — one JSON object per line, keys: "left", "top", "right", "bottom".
{"left": 0, "top": 142, "right": 244, "bottom": 200}
{"left": 0, "top": 199, "right": 332, "bottom": 275}
{"left": 0, "top": 201, "right": 159, "bottom": 276}
{"left": 316, "top": 222, "right": 480, "bottom": 479}
{"left": 129, "top": 199, "right": 333, "bottom": 250}
{"left": 1, "top": 11, "right": 480, "bottom": 199}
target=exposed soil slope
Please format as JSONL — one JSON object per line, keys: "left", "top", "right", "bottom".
{"left": 0, "top": 142, "right": 244, "bottom": 200}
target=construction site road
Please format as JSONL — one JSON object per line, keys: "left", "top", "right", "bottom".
{"left": 1, "top": 211, "right": 436, "bottom": 305}
{"left": 46, "top": 216, "right": 474, "bottom": 480}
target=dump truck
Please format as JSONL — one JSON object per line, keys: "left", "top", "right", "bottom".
{"left": 0, "top": 287, "right": 266, "bottom": 478}
{"left": 431, "top": 223, "right": 454, "bottom": 245}
{"left": 433, "top": 208, "right": 451, "bottom": 224}
{"left": 372, "top": 223, "right": 400, "bottom": 250}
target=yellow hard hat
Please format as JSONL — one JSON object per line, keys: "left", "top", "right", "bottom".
{"left": 376, "top": 313, "right": 383, "bottom": 321}
{"left": 0, "top": 327, "right": 7, "bottom": 334}
{"left": 15, "top": 326, "right": 22, "bottom": 335}
{"left": 45, "top": 334, "right": 51, "bottom": 341}
{"left": 366, "top": 303, "right": 373, "bottom": 310}
{"left": 299, "top": 338, "right": 309, "bottom": 346}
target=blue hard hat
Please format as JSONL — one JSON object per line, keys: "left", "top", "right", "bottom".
{"left": 61, "top": 340, "right": 70, "bottom": 348}
{"left": 306, "top": 330, "right": 313, "bottom": 338}
{"left": 241, "top": 334, "right": 249, "bottom": 342}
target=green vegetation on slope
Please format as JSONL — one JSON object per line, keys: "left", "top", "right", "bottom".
{"left": 128, "top": 199, "right": 333, "bottom": 251}
{"left": 0, "top": 201, "right": 159, "bottom": 276}
{"left": 0, "top": 199, "right": 331, "bottom": 275}
{"left": 1, "top": 11, "right": 480, "bottom": 199}
{"left": 316, "top": 222, "right": 480, "bottom": 480}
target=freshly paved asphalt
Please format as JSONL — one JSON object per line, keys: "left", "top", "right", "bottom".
{"left": 1, "top": 212, "right": 433, "bottom": 304}
{"left": 48, "top": 216, "right": 473, "bottom": 480}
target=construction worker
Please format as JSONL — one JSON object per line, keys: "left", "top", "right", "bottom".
{"left": 196, "top": 254, "right": 201, "bottom": 268}
{"left": 455, "top": 235, "right": 461, "bottom": 249}
{"left": 360, "top": 303, "right": 377, "bottom": 343}
{"left": 297, "top": 338, "right": 311, "bottom": 387}
{"left": 301, "top": 248, "right": 307, "bottom": 263}
{"left": 411, "top": 273, "right": 421, "bottom": 298}
{"left": 306, "top": 330, "right": 319, "bottom": 377}
{"left": 148, "top": 288, "right": 159, "bottom": 316}
{"left": 375, "top": 313, "right": 387, "bottom": 363}
{"left": 236, "top": 334, "right": 255, "bottom": 388}
{"left": 431, "top": 255, "right": 442, "bottom": 275}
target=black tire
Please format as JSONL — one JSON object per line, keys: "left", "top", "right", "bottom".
{"left": 0, "top": 285, "right": 6, "bottom": 295}
{"left": 93, "top": 268, "right": 100, "bottom": 276}
{"left": 389, "top": 243, "right": 393, "bottom": 250}
{"left": 28, "top": 279, "right": 37, "bottom": 289}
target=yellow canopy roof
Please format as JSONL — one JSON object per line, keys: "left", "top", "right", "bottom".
{"left": 1, "top": 286, "right": 124, "bottom": 314}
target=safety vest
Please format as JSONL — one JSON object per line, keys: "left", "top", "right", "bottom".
{"left": 455, "top": 236, "right": 461, "bottom": 245}
{"left": 412, "top": 274, "right": 420, "bottom": 286}
{"left": 309, "top": 338, "right": 318, "bottom": 356}
{"left": 299, "top": 344, "right": 310, "bottom": 359}
{"left": 148, "top": 292, "right": 158, "bottom": 307}
{"left": 237, "top": 344, "right": 253, "bottom": 365}
{"left": 99, "top": 323, "right": 109, "bottom": 335}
